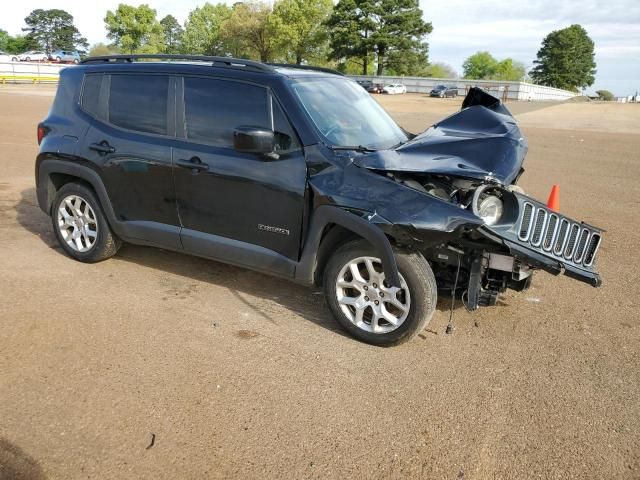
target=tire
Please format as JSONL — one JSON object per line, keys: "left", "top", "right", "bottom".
{"left": 56, "top": 56, "right": 62, "bottom": 62}
{"left": 324, "top": 240, "right": 437, "bottom": 346}
{"left": 51, "top": 182, "right": 121, "bottom": 263}
{"left": 73, "top": 59, "right": 79, "bottom": 64}
{"left": 25, "top": 57, "right": 30, "bottom": 62}
{"left": 11, "top": 57, "right": 18, "bottom": 62}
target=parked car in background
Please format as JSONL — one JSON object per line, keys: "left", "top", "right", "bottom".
{"left": 19, "top": 51, "right": 49, "bottom": 62}
{"left": 0, "top": 51, "right": 19, "bottom": 62}
{"left": 430, "top": 85, "right": 458, "bottom": 98}
{"left": 383, "top": 84, "right": 407, "bottom": 95}
{"left": 367, "top": 83, "right": 384, "bottom": 94}
{"left": 356, "top": 80, "right": 373, "bottom": 90}
{"left": 49, "top": 50, "right": 80, "bottom": 64}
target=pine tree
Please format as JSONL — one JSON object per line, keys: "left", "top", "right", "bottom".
{"left": 530, "top": 24, "right": 596, "bottom": 91}
{"left": 326, "top": 0, "right": 431, "bottom": 76}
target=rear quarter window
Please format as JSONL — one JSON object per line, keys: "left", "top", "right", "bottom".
{"left": 80, "top": 74, "right": 103, "bottom": 118}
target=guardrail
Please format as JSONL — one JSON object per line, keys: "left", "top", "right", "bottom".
{"left": 0, "top": 61, "right": 67, "bottom": 84}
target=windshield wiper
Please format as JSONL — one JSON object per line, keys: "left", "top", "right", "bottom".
{"left": 330, "top": 145, "right": 377, "bottom": 153}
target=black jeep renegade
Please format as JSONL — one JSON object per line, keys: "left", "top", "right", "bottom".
{"left": 36, "top": 55, "right": 603, "bottom": 346}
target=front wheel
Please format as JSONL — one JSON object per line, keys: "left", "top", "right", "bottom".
{"left": 324, "top": 240, "right": 437, "bottom": 346}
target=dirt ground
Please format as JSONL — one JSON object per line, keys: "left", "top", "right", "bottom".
{"left": 0, "top": 87, "right": 638, "bottom": 480}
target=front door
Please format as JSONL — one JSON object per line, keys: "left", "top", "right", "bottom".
{"left": 172, "top": 76, "right": 307, "bottom": 273}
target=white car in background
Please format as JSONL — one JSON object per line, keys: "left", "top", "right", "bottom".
{"left": 19, "top": 51, "right": 48, "bottom": 62}
{"left": 383, "top": 84, "right": 407, "bottom": 95}
{"left": 0, "top": 51, "right": 19, "bottom": 62}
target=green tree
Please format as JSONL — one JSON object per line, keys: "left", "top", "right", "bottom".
{"left": 0, "top": 30, "right": 8, "bottom": 51}
{"left": 160, "top": 15, "right": 183, "bottom": 54}
{"left": 595, "top": 89, "right": 614, "bottom": 101}
{"left": 462, "top": 52, "right": 524, "bottom": 81}
{"left": 3, "top": 35, "right": 33, "bottom": 54}
{"left": 269, "top": 0, "right": 332, "bottom": 64}
{"left": 530, "top": 24, "right": 596, "bottom": 91}
{"left": 462, "top": 51, "right": 498, "bottom": 79}
{"left": 23, "top": 9, "right": 88, "bottom": 53}
{"left": 182, "top": 3, "right": 231, "bottom": 55}
{"left": 325, "top": 0, "right": 370, "bottom": 74}
{"left": 221, "top": 2, "right": 278, "bottom": 62}
{"left": 327, "top": 0, "right": 432, "bottom": 76}
{"left": 104, "top": 4, "right": 164, "bottom": 54}
{"left": 425, "top": 62, "right": 457, "bottom": 78}
{"left": 493, "top": 58, "right": 526, "bottom": 81}
{"left": 88, "top": 42, "right": 120, "bottom": 57}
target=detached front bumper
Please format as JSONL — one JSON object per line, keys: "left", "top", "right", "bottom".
{"left": 481, "top": 193, "right": 603, "bottom": 287}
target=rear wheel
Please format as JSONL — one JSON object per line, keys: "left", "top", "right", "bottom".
{"left": 51, "top": 183, "right": 121, "bottom": 263}
{"left": 324, "top": 240, "right": 437, "bottom": 346}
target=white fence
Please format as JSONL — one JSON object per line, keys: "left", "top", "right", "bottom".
{"left": 349, "top": 75, "right": 578, "bottom": 101}
{"left": 0, "top": 61, "right": 67, "bottom": 83}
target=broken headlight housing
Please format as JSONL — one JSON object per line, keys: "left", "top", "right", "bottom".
{"left": 472, "top": 186, "right": 504, "bottom": 226}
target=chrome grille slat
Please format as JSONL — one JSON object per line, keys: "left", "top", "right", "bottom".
{"left": 530, "top": 209, "right": 547, "bottom": 247}
{"left": 573, "top": 229, "right": 591, "bottom": 264}
{"left": 543, "top": 214, "right": 559, "bottom": 251}
{"left": 518, "top": 202, "right": 535, "bottom": 241}
{"left": 553, "top": 219, "right": 570, "bottom": 256}
{"left": 583, "top": 233, "right": 601, "bottom": 266}
{"left": 564, "top": 224, "right": 580, "bottom": 259}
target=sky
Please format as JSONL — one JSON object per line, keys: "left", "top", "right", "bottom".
{"left": 2, "top": 0, "right": 639, "bottom": 96}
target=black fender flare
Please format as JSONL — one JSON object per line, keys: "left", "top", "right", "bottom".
{"left": 295, "top": 205, "right": 401, "bottom": 288}
{"left": 36, "top": 158, "right": 121, "bottom": 233}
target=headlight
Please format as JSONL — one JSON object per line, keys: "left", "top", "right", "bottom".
{"left": 472, "top": 186, "right": 504, "bottom": 225}
{"left": 477, "top": 196, "right": 504, "bottom": 225}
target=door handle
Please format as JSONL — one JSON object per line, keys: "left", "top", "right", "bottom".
{"left": 176, "top": 157, "right": 209, "bottom": 172}
{"left": 89, "top": 141, "right": 115, "bottom": 155}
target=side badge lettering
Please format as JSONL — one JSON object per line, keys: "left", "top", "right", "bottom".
{"left": 258, "top": 224, "right": 290, "bottom": 236}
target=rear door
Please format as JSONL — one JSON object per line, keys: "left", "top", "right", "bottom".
{"left": 78, "top": 72, "right": 180, "bottom": 248}
{"left": 172, "top": 76, "right": 307, "bottom": 269}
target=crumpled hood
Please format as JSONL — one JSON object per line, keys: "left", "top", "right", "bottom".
{"left": 353, "top": 88, "right": 528, "bottom": 185}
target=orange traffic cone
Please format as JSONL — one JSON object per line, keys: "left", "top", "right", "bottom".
{"left": 547, "top": 184, "right": 560, "bottom": 211}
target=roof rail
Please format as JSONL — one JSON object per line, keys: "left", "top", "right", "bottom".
{"left": 267, "top": 63, "right": 344, "bottom": 76}
{"left": 80, "top": 54, "right": 275, "bottom": 73}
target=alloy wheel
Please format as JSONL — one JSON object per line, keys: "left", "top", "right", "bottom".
{"left": 57, "top": 195, "right": 98, "bottom": 252}
{"left": 335, "top": 256, "right": 411, "bottom": 334}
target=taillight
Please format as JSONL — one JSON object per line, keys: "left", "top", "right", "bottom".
{"left": 37, "top": 124, "right": 48, "bottom": 145}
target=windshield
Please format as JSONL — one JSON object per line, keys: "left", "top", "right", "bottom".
{"left": 291, "top": 77, "right": 409, "bottom": 150}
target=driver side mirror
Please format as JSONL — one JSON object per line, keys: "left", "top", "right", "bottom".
{"left": 233, "top": 126, "right": 275, "bottom": 156}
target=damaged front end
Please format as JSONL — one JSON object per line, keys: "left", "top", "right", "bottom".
{"left": 350, "top": 87, "right": 603, "bottom": 310}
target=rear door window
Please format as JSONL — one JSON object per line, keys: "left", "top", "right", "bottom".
{"left": 108, "top": 74, "right": 169, "bottom": 135}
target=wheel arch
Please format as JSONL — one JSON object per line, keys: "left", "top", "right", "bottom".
{"left": 37, "top": 158, "right": 119, "bottom": 230}
{"left": 295, "top": 205, "right": 402, "bottom": 288}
